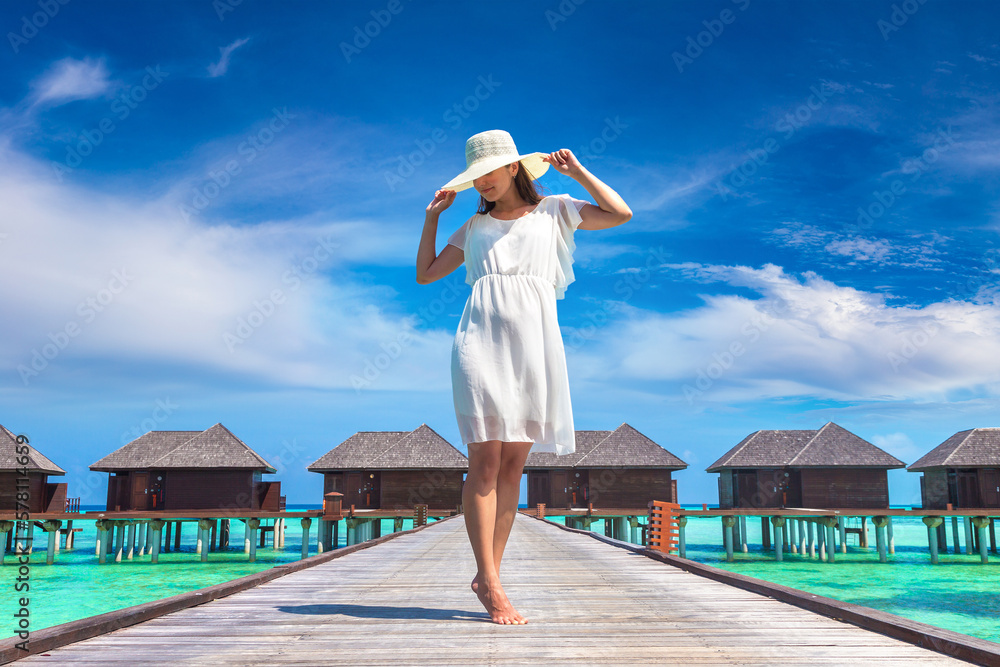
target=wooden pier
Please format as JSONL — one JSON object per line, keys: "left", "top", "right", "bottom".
{"left": 6, "top": 513, "right": 995, "bottom": 665}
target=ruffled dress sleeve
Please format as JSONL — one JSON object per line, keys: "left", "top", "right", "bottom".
{"left": 552, "top": 194, "right": 590, "bottom": 300}
{"left": 446, "top": 217, "right": 471, "bottom": 252}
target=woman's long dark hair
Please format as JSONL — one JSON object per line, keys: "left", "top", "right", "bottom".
{"left": 476, "top": 161, "right": 548, "bottom": 214}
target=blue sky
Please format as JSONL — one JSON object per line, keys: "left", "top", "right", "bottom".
{"left": 2, "top": 1, "right": 998, "bottom": 506}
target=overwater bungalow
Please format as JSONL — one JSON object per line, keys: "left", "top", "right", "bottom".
{"left": 707, "top": 422, "right": 904, "bottom": 509}
{"left": 307, "top": 424, "right": 467, "bottom": 511}
{"left": 908, "top": 428, "right": 1000, "bottom": 509}
{"left": 523, "top": 423, "right": 688, "bottom": 510}
{"left": 1, "top": 425, "right": 68, "bottom": 513}
{"left": 90, "top": 423, "right": 280, "bottom": 511}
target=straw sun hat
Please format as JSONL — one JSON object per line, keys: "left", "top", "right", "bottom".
{"left": 441, "top": 129, "right": 550, "bottom": 192}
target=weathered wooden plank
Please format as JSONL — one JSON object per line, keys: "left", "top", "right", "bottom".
{"left": 12, "top": 515, "right": 979, "bottom": 666}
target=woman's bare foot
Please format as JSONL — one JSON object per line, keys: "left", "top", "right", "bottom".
{"left": 471, "top": 574, "right": 479, "bottom": 593}
{"left": 476, "top": 577, "right": 527, "bottom": 625}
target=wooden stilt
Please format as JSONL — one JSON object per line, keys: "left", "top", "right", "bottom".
{"left": 43, "top": 520, "right": 61, "bottom": 565}
{"left": 244, "top": 519, "right": 251, "bottom": 554}
{"left": 887, "top": 517, "right": 895, "bottom": 555}
{"left": 164, "top": 521, "right": 172, "bottom": 552}
{"left": 113, "top": 521, "right": 125, "bottom": 562}
{"left": 839, "top": 519, "right": 847, "bottom": 554}
{"left": 990, "top": 518, "right": 997, "bottom": 554}
{"left": 150, "top": 520, "right": 165, "bottom": 564}
{"left": 174, "top": 521, "right": 182, "bottom": 551}
{"left": 96, "top": 520, "right": 110, "bottom": 564}
{"left": 210, "top": 520, "right": 217, "bottom": 552}
{"left": 247, "top": 518, "right": 260, "bottom": 562}
{"left": 771, "top": 517, "right": 785, "bottom": 562}
{"left": 824, "top": 520, "right": 836, "bottom": 563}
{"left": 972, "top": 517, "right": 989, "bottom": 564}
{"left": 924, "top": 516, "right": 943, "bottom": 564}
{"left": 739, "top": 515, "right": 748, "bottom": 553}
{"left": 198, "top": 520, "right": 212, "bottom": 562}
{"left": 964, "top": 516, "right": 975, "bottom": 555}
{"left": 760, "top": 517, "right": 770, "bottom": 550}
{"left": 136, "top": 522, "right": 146, "bottom": 556}
{"left": 951, "top": 516, "right": 960, "bottom": 554}
{"left": 722, "top": 516, "right": 735, "bottom": 562}
{"left": 301, "top": 518, "right": 312, "bottom": 559}
{"left": 789, "top": 519, "right": 798, "bottom": 554}
{"left": 0, "top": 521, "right": 12, "bottom": 564}
{"left": 126, "top": 521, "right": 136, "bottom": 560}
{"left": 872, "top": 516, "right": 888, "bottom": 563}
{"left": 65, "top": 519, "right": 75, "bottom": 550}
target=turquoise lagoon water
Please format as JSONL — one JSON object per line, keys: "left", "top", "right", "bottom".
{"left": 3, "top": 506, "right": 998, "bottom": 645}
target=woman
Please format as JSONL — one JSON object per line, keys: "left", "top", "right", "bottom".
{"left": 416, "top": 130, "right": 631, "bottom": 625}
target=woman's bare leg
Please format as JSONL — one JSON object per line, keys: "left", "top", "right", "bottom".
{"left": 464, "top": 440, "right": 525, "bottom": 624}
{"left": 470, "top": 441, "right": 531, "bottom": 623}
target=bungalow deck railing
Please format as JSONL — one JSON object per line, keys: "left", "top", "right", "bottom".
{"left": 64, "top": 497, "right": 81, "bottom": 513}
{"left": 646, "top": 500, "right": 680, "bottom": 554}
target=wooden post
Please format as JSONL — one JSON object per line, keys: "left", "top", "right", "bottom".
{"left": 345, "top": 518, "right": 356, "bottom": 546}
{"left": 825, "top": 520, "right": 837, "bottom": 563}
{"left": 243, "top": 519, "right": 251, "bottom": 554}
{"left": 247, "top": 519, "right": 260, "bottom": 562}
{"left": 951, "top": 516, "right": 960, "bottom": 554}
{"left": 990, "top": 518, "right": 997, "bottom": 554}
{"left": 174, "top": 521, "right": 182, "bottom": 551}
{"left": 96, "top": 520, "right": 110, "bottom": 564}
{"left": 818, "top": 521, "right": 826, "bottom": 561}
{"left": 126, "top": 521, "right": 136, "bottom": 560}
{"left": 113, "top": 521, "right": 125, "bottom": 563}
{"left": 739, "top": 515, "right": 748, "bottom": 553}
{"left": 136, "top": 522, "right": 146, "bottom": 556}
{"left": 65, "top": 519, "right": 75, "bottom": 550}
{"left": 964, "top": 516, "right": 975, "bottom": 555}
{"left": 839, "top": 519, "right": 847, "bottom": 554}
{"left": 0, "top": 521, "right": 12, "bottom": 564}
{"left": 198, "top": 520, "right": 213, "bottom": 562}
{"left": 209, "top": 520, "right": 217, "bottom": 552}
{"left": 94, "top": 521, "right": 102, "bottom": 556}
{"left": 163, "top": 521, "right": 172, "bottom": 552}
{"left": 972, "top": 517, "right": 989, "bottom": 564}
{"left": 887, "top": 517, "right": 895, "bottom": 554}
{"left": 278, "top": 518, "right": 285, "bottom": 548}
{"left": 149, "top": 520, "right": 165, "bottom": 564}
{"left": 393, "top": 516, "right": 404, "bottom": 533}
{"left": 43, "top": 520, "right": 61, "bottom": 565}
{"left": 771, "top": 516, "right": 785, "bottom": 562}
{"left": 923, "top": 516, "right": 943, "bottom": 564}
{"left": 677, "top": 516, "right": 687, "bottom": 559}
{"left": 301, "top": 518, "right": 312, "bottom": 559}
{"left": 722, "top": 516, "right": 736, "bottom": 562}
{"left": 789, "top": 518, "right": 797, "bottom": 554}
{"left": 872, "top": 515, "right": 888, "bottom": 563}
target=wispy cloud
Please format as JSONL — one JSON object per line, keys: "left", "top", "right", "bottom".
{"left": 207, "top": 37, "right": 251, "bottom": 78}
{"left": 29, "top": 56, "right": 112, "bottom": 108}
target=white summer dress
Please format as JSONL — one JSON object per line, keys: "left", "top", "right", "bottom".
{"left": 446, "top": 193, "right": 589, "bottom": 456}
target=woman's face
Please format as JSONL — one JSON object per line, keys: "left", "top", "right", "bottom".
{"left": 473, "top": 164, "right": 516, "bottom": 201}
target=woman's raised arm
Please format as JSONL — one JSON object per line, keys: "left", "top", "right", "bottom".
{"left": 417, "top": 189, "right": 464, "bottom": 284}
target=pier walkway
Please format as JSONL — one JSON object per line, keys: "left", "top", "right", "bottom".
{"left": 16, "top": 515, "right": 976, "bottom": 665}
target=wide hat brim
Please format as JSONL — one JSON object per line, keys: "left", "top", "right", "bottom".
{"left": 441, "top": 152, "right": 550, "bottom": 192}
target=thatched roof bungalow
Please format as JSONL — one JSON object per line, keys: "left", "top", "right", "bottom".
{"left": 90, "top": 423, "right": 279, "bottom": 512}
{"left": 707, "top": 422, "right": 904, "bottom": 509}
{"left": 1, "top": 425, "right": 67, "bottom": 513}
{"left": 307, "top": 424, "right": 467, "bottom": 511}
{"left": 908, "top": 428, "right": 1000, "bottom": 509}
{"left": 524, "top": 423, "right": 687, "bottom": 509}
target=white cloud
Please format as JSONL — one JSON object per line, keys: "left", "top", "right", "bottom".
{"left": 0, "top": 141, "right": 453, "bottom": 393}
{"left": 566, "top": 263, "right": 1000, "bottom": 404}
{"left": 825, "top": 237, "right": 891, "bottom": 262}
{"left": 207, "top": 37, "right": 251, "bottom": 78}
{"left": 30, "top": 57, "right": 112, "bottom": 107}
